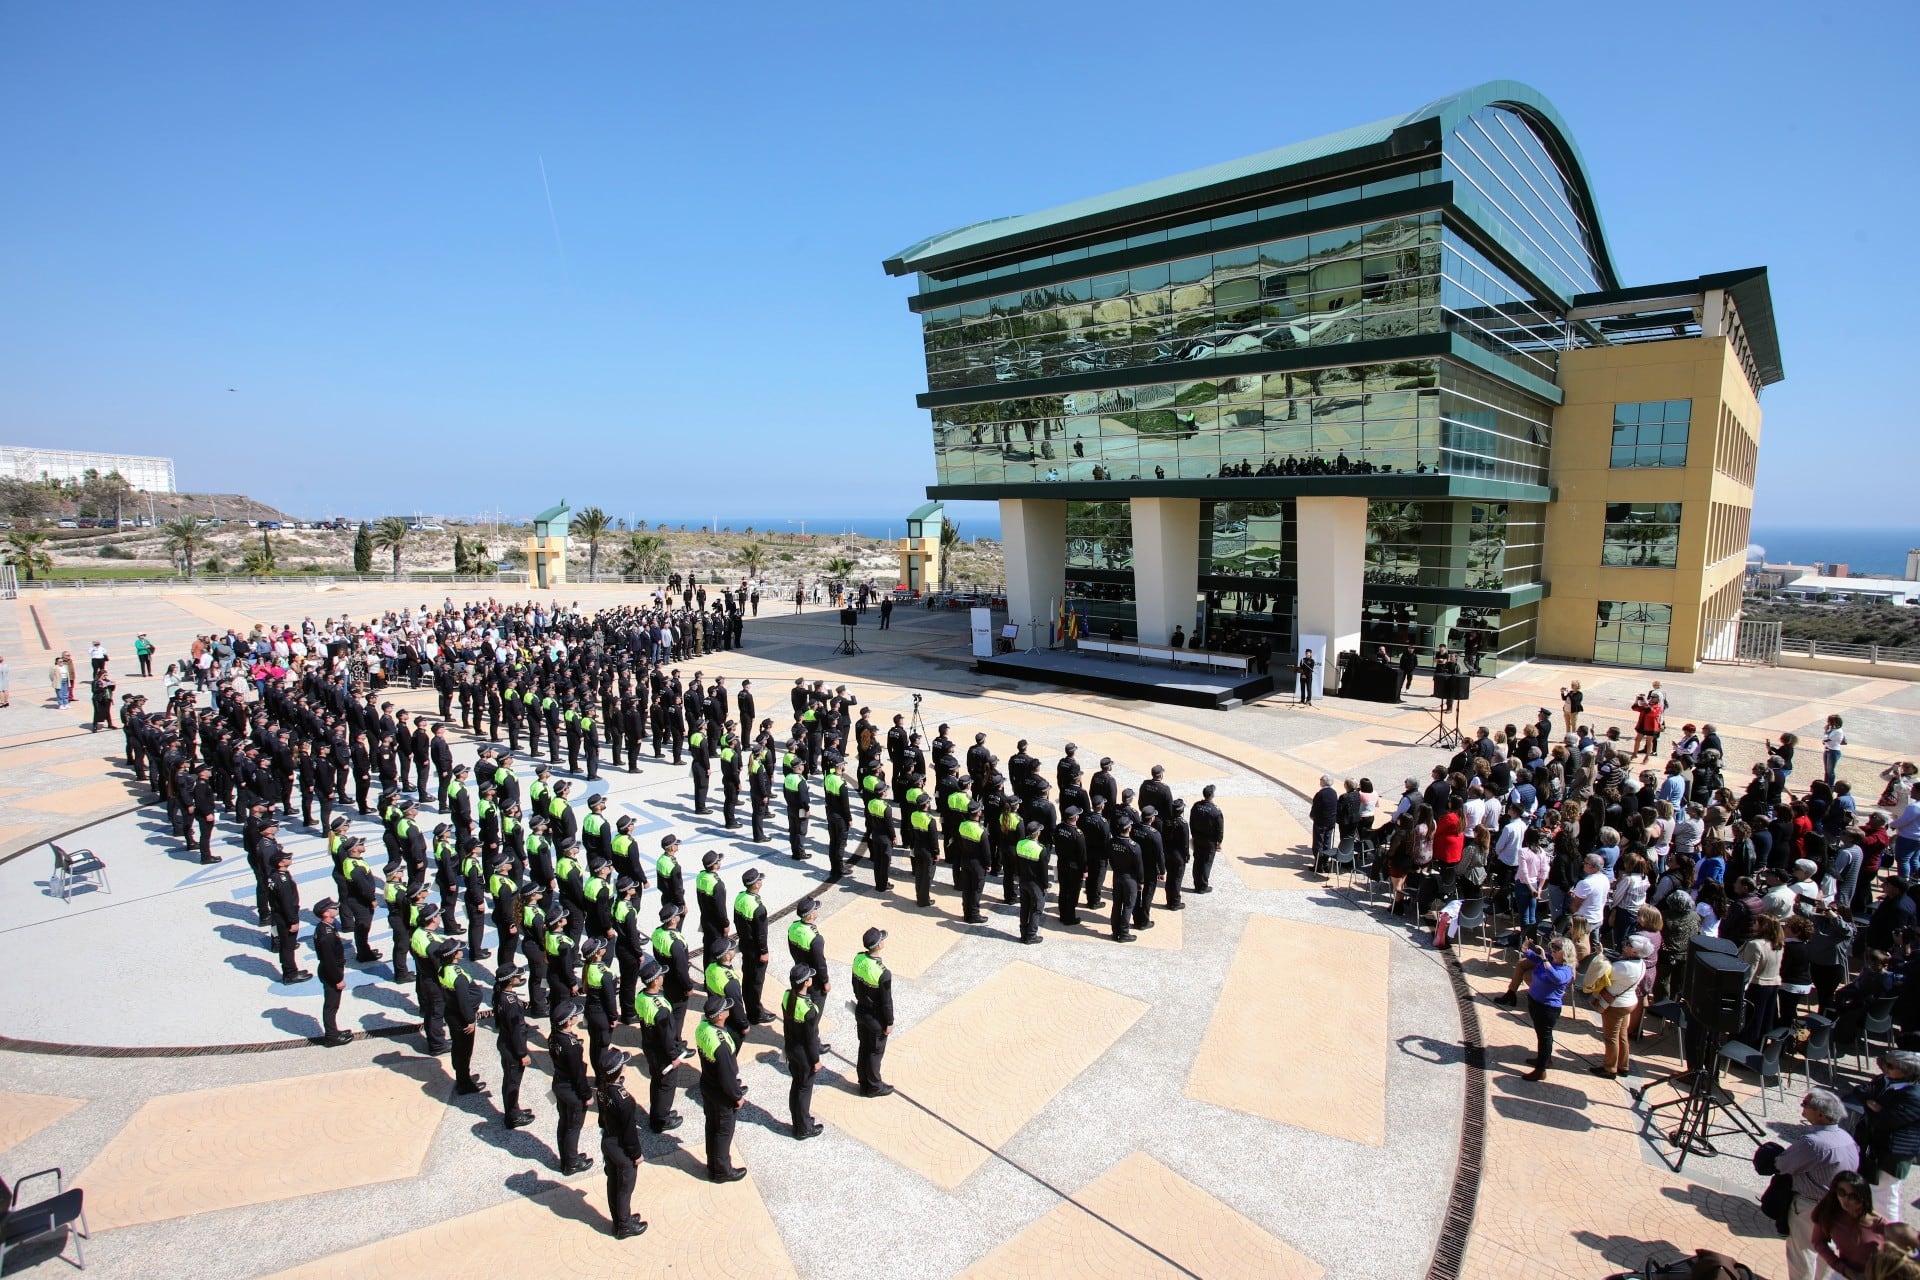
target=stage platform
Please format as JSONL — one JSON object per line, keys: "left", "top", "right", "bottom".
{"left": 973, "top": 647, "right": 1275, "bottom": 709}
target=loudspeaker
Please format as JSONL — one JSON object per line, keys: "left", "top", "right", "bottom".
{"left": 1432, "top": 673, "right": 1472, "bottom": 701}
{"left": 838, "top": 608, "right": 858, "bottom": 628}
{"left": 1681, "top": 946, "right": 1749, "bottom": 1036}
{"left": 1450, "top": 673, "right": 1473, "bottom": 702}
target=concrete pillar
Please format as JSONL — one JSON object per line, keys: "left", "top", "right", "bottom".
{"left": 1000, "top": 498, "right": 1066, "bottom": 647}
{"left": 1295, "top": 496, "right": 1366, "bottom": 680}
{"left": 1130, "top": 497, "right": 1201, "bottom": 647}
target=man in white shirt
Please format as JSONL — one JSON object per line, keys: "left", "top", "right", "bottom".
{"left": 1571, "top": 854, "right": 1609, "bottom": 928}
{"left": 1787, "top": 858, "right": 1824, "bottom": 908}
{"left": 1494, "top": 808, "right": 1528, "bottom": 873}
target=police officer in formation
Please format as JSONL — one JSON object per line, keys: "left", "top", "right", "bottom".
{"left": 144, "top": 596, "right": 1234, "bottom": 1238}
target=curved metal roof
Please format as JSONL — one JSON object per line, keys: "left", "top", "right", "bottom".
{"left": 884, "top": 80, "right": 1619, "bottom": 291}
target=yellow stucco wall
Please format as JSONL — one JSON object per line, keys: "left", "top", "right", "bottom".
{"left": 1538, "top": 335, "right": 1760, "bottom": 671}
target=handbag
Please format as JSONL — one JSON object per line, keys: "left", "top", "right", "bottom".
{"left": 1758, "top": 1171, "right": 1793, "bottom": 1235}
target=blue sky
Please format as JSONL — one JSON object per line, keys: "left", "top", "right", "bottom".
{"left": 1, "top": 2, "right": 1911, "bottom": 533}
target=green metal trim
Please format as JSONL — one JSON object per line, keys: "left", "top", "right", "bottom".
{"left": 884, "top": 80, "right": 1619, "bottom": 292}
{"left": 925, "top": 476, "right": 1551, "bottom": 503}
{"left": 906, "top": 185, "right": 1449, "bottom": 313}
{"left": 1571, "top": 267, "right": 1782, "bottom": 386}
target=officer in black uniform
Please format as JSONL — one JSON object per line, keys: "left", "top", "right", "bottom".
{"left": 954, "top": 802, "right": 991, "bottom": 925}
{"left": 782, "top": 760, "right": 811, "bottom": 859}
{"left": 595, "top": 1049, "right": 649, "bottom": 1239}
{"left": 655, "top": 834, "right": 685, "bottom": 912}
{"left": 1189, "top": 784, "right": 1224, "bottom": 893}
{"left": 782, "top": 963, "right": 825, "bottom": 1139}
{"left": 695, "top": 849, "right": 728, "bottom": 952}
{"left": 1107, "top": 816, "right": 1142, "bottom": 942}
{"left": 1161, "top": 799, "right": 1191, "bottom": 910}
{"left": 697, "top": 993, "right": 749, "bottom": 1183}
{"left": 822, "top": 754, "right": 853, "bottom": 880}
{"left": 494, "top": 966, "right": 536, "bottom": 1129}
{"left": 1134, "top": 807, "right": 1164, "bottom": 932}
{"left": 436, "top": 938, "right": 489, "bottom": 1096}
{"left": 907, "top": 792, "right": 939, "bottom": 907}
{"left": 852, "top": 927, "right": 894, "bottom": 1096}
{"left": 312, "top": 897, "right": 351, "bottom": 1045}
{"left": 1055, "top": 807, "right": 1087, "bottom": 926}
{"left": 733, "top": 867, "right": 773, "bottom": 1023}
{"left": 1083, "top": 794, "right": 1112, "bottom": 909}
{"left": 652, "top": 902, "right": 694, "bottom": 1050}
{"left": 267, "top": 843, "right": 309, "bottom": 984}
{"left": 549, "top": 1000, "right": 594, "bottom": 1175}
{"left": 633, "top": 957, "right": 686, "bottom": 1133}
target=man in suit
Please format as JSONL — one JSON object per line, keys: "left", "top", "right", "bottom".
{"left": 1310, "top": 774, "right": 1339, "bottom": 871}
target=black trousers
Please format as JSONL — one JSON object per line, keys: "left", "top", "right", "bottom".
{"left": 787, "top": 809, "right": 809, "bottom": 857}
{"left": 418, "top": 976, "right": 449, "bottom": 1050}
{"left": 855, "top": 1014, "right": 887, "bottom": 1091}
{"left": 1527, "top": 995, "right": 1562, "bottom": 1068}
{"left": 1164, "top": 857, "right": 1187, "bottom": 908}
{"left": 1191, "top": 840, "right": 1218, "bottom": 891}
{"left": 958, "top": 861, "right": 985, "bottom": 922}
{"left": 344, "top": 901, "right": 374, "bottom": 957}
{"left": 741, "top": 955, "right": 767, "bottom": 1021}
{"left": 601, "top": 1141, "right": 637, "bottom": 1226}
{"left": 868, "top": 835, "right": 892, "bottom": 890}
{"left": 788, "top": 1057, "right": 815, "bottom": 1132}
{"left": 554, "top": 1086, "right": 586, "bottom": 1163}
{"left": 199, "top": 817, "right": 217, "bottom": 861}
{"left": 649, "top": 1067, "right": 677, "bottom": 1129}
{"left": 500, "top": 1051, "right": 524, "bottom": 1113}
{"left": 275, "top": 922, "right": 300, "bottom": 979}
{"left": 450, "top": 1023, "right": 478, "bottom": 1086}
{"left": 1085, "top": 852, "right": 1107, "bottom": 906}
{"left": 437, "top": 770, "right": 451, "bottom": 812}
{"left": 1110, "top": 875, "right": 1139, "bottom": 937}
{"left": 704, "top": 1101, "right": 739, "bottom": 1177}
{"left": 911, "top": 844, "right": 935, "bottom": 906}
{"left": 1057, "top": 861, "right": 1084, "bottom": 924}
{"left": 1018, "top": 873, "right": 1044, "bottom": 939}
{"left": 391, "top": 919, "right": 413, "bottom": 980}
{"left": 723, "top": 784, "right": 739, "bottom": 828}
{"left": 354, "top": 772, "right": 370, "bottom": 813}
{"left": 692, "top": 765, "right": 709, "bottom": 811}
{"left": 321, "top": 980, "right": 342, "bottom": 1036}
{"left": 1132, "top": 875, "right": 1156, "bottom": 929}
{"left": 827, "top": 813, "right": 849, "bottom": 879}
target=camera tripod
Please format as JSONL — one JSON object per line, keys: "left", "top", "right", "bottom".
{"left": 1633, "top": 1028, "right": 1764, "bottom": 1172}
{"left": 831, "top": 624, "right": 864, "bottom": 657}
{"left": 907, "top": 694, "right": 930, "bottom": 744}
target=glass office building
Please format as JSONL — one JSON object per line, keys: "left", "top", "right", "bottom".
{"left": 885, "top": 82, "right": 1783, "bottom": 675}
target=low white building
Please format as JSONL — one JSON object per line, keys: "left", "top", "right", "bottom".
{"left": 1775, "top": 574, "right": 1920, "bottom": 606}
{"left": 1, "top": 445, "right": 177, "bottom": 493}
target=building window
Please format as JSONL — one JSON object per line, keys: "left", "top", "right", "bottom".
{"left": 1594, "top": 601, "right": 1672, "bottom": 669}
{"left": 1610, "top": 399, "right": 1690, "bottom": 468}
{"left": 1601, "top": 502, "right": 1682, "bottom": 568}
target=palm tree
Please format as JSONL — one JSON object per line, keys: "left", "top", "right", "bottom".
{"left": 454, "top": 535, "right": 491, "bottom": 576}
{"left": 824, "top": 556, "right": 854, "bottom": 596}
{"left": 371, "top": 516, "right": 410, "bottom": 578}
{"left": 239, "top": 530, "right": 277, "bottom": 576}
{"left": 573, "top": 507, "right": 611, "bottom": 580}
{"left": 162, "top": 515, "right": 211, "bottom": 579}
{"left": 4, "top": 529, "right": 53, "bottom": 581}
{"left": 735, "top": 542, "right": 766, "bottom": 575}
{"left": 938, "top": 519, "right": 961, "bottom": 591}
{"left": 619, "top": 533, "right": 666, "bottom": 582}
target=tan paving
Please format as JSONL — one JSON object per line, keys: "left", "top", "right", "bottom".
{"left": 1455, "top": 952, "right": 1777, "bottom": 1279}
{"left": 15, "top": 778, "right": 134, "bottom": 815}
{"left": 1212, "top": 794, "right": 1317, "bottom": 891}
{"left": 1281, "top": 723, "right": 1404, "bottom": 776}
{"left": 962, "top": 1151, "right": 1322, "bottom": 1280}
{"left": 1187, "top": 917, "right": 1390, "bottom": 1146}
{"left": 166, "top": 591, "right": 264, "bottom": 635}
{"left": 265, "top": 1159, "right": 796, "bottom": 1279}
{"left": 1068, "top": 730, "right": 1210, "bottom": 787}
{"left": 44, "top": 756, "right": 117, "bottom": 779}
{"left": 814, "top": 960, "right": 1146, "bottom": 1190}
{"left": 0, "top": 1091, "right": 86, "bottom": 1154}
{"left": 819, "top": 883, "right": 967, "bottom": 980}
{"left": 1039, "top": 893, "right": 1185, "bottom": 951}
{"left": 80, "top": 1064, "right": 447, "bottom": 1230}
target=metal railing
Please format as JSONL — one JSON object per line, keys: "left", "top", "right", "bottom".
{"left": 1786, "top": 638, "right": 1920, "bottom": 666}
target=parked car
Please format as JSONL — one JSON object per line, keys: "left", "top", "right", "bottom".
{"left": 57, "top": 519, "right": 78, "bottom": 528}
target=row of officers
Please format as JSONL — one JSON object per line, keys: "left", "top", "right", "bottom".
{"left": 308, "top": 879, "right": 892, "bottom": 1241}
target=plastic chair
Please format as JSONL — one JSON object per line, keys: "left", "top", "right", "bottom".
{"left": 1719, "top": 1026, "right": 1794, "bottom": 1119}
{"left": 1355, "top": 839, "right": 1385, "bottom": 901}
{"left": 1858, "top": 995, "right": 1900, "bottom": 1072}
{"left": 1329, "top": 835, "right": 1358, "bottom": 888}
{"left": 0, "top": 1165, "right": 88, "bottom": 1271}
{"left": 1642, "top": 999, "right": 1688, "bottom": 1057}
{"left": 1454, "top": 896, "right": 1492, "bottom": 958}
{"left": 48, "top": 844, "right": 109, "bottom": 904}
{"left": 1796, "top": 1014, "right": 1842, "bottom": 1087}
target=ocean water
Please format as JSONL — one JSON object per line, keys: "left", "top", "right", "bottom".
{"left": 1749, "top": 526, "right": 1920, "bottom": 577}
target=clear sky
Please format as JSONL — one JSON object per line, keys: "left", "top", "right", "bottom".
{"left": 2, "top": 2, "right": 1911, "bottom": 532}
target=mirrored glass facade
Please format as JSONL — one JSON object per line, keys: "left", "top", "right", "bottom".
{"left": 1594, "top": 601, "right": 1672, "bottom": 668}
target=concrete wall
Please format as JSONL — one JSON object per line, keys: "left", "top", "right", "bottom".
{"left": 1129, "top": 497, "right": 1200, "bottom": 647}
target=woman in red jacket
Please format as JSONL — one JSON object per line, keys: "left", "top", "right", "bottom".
{"left": 1434, "top": 795, "right": 1466, "bottom": 901}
